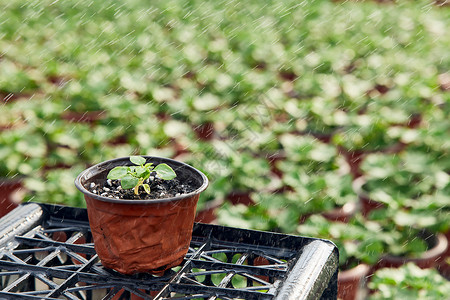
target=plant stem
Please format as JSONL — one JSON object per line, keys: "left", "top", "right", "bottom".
{"left": 134, "top": 179, "right": 144, "bottom": 195}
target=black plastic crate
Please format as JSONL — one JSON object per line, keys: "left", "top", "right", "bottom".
{"left": 0, "top": 203, "right": 338, "bottom": 299}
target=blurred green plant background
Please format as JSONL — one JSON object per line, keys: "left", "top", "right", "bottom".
{"left": 1, "top": 0, "right": 449, "bottom": 297}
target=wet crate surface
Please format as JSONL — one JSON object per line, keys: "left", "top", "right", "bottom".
{"left": 0, "top": 203, "right": 338, "bottom": 299}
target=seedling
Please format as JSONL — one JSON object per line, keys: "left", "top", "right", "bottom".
{"left": 107, "top": 156, "right": 176, "bottom": 195}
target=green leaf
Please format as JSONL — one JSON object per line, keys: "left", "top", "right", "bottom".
{"left": 130, "top": 156, "right": 146, "bottom": 166}
{"left": 154, "top": 163, "right": 176, "bottom": 180}
{"left": 121, "top": 174, "right": 139, "bottom": 190}
{"left": 142, "top": 169, "right": 151, "bottom": 180}
{"left": 142, "top": 183, "right": 150, "bottom": 194}
{"left": 107, "top": 167, "right": 128, "bottom": 180}
{"left": 135, "top": 166, "right": 147, "bottom": 177}
{"left": 127, "top": 165, "right": 137, "bottom": 174}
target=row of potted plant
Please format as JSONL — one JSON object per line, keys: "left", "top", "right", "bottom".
{"left": 1, "top": 1, "right": 448, "bottom": 297}
{"left": 368, "top": 263, "right": 450, "bottom": 299}
{"left": 2, "top": 1, "right": 446, "bottom": 107}
{"left": 214, "top": 137, "right": 449, "bottom": 299}
{"left": 1, "top": 101, "right": 446, "bottom": 216}
{"left": 1, "top": 91, "right": 446, "bottom": 204}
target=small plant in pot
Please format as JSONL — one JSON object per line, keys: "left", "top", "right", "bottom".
{"left": 418, "top": 193, "right": 450, "bottom": 278}
{"left": 332, "top": 111, "right": 403, "bottom": 153}
{"left": 284, "top": 96, "right": 347, "bottom": 142}
{"left": 366, "top": 206, "right": 448, "bottom": 271}
{"left": 355, "top": 150, "right": 449, "bottom": 270}
{"left": 332, "top": 115, "right": 406, "bottom": 178}
{"left": 368, "top": 263, "right": 450, "bottom": 300}
{"left": 357, "top": 150, "right": 449, "bottom": 216}
{"left": 75, "top": 155, "right": 208, "bottom": 275}
{"left": 281, "top": 168, "right": 359, "bottom": 222}
{"left": 277, "top": 136, "right": 358, "bottom": 222}
{"left": 225, "top": 151, "right": 273, "bottom": 206}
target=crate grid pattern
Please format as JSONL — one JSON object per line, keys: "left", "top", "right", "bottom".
{"left": 0, "top": 204, "right": 338, "bottom": 299}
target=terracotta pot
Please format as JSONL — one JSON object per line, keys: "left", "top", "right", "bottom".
{"left": 75, "top": 156, "right": 208, "bottom": 275}
{"left": 337, "top": 147, "right": 367, "bottom": 179}
{"left": 272, "top": 185, "right": 294, "bottom": 194}
{"left": 374, "top": 232, "right": 448, "bottom": 271}
{"left": 172, "top": 139, "right": 190, "bottom": 157}
{"left": 61, "top": 110, "right": 106, "bottom": 124}
{"left": 298, "top": 213, "right": 313, "bottom": 225}
{"left": 1, "top": 92, "right": 34, "bottom": 103}
{"left": 0, "top": 123, "right": 20, "bottom": 132}
{"left": 265, "top": 151, "right": 286, "bottom": 178}
{"left": 437, "top": 230, "right": 450, "bottom": 279}
{"left": 279, "top": 70, "right": 297, "bottom": 82}
{"left": 358, "top": 193, "right": 385, "bottom": 217}
{"left": 42, "top": 162, "right": 72, "bottom": 173}
{"left": 195, "top": 198, "right": 223, "bottom": 224}
{"left": 309, "top": 130, "right": 336, "bottom": 144}
{"left": 227, "top": 190, "right": 254, "bottom": 206}
{"left": 338, "top": 264, "right": 370, "bottom": 300}
{"left": 193, "top": 122, "right": 215, "bottom": 141}
{"left": 406, "top": 113, "right": 422, "bottom": 129}
{"left": 252, "top": 256, "right": 270, "bottom": 282}
{"left": 382, "top": 141, "right": 411, "bottom": 155}
{"left": 321, "top": 202, "right": 359, "bottom": 223}
{"left": 383, "top": 113, "right": 422, "bottom": 131}
{"left": 107, "top": 135, "right": 128, "bottom": 146}
{"left": 48, "top": 75, "right": 69, "bottom": 87}
{"left": 338, "top": 143, "right": 407, "bottom": 179}
{"left": 353, "top": 177, "right": 385, "bottom": 217}
{"left": 438, "top": 72, "right": 450, "bottom": 90}
{"left": 0, "top": 178, "right": 23, "bottom": 217}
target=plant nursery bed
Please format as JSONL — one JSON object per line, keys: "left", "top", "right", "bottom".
{"left": 0, "top": 203, "right": 339, "bottom": 300}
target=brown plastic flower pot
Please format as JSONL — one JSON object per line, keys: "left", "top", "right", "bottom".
{"left": 75, "top": 156, "right": 208, "bottom": 275}
{"left": 374, "top": 232, "right": 448, "bottom": 271}
{"left": 61, "top": 110, "right": 106, "bottom": 124}
{"left": 338, "top": 263, "right": 370, "bottom": 300}
{"left": 227, "top": 190, "right": 254, "bottom": 206}
{"left": 193, "top": 122, "right": 215, "bottom": 141}
{"left": 194, "top": 198, "right": 223, "bottom": 224}
{"left": 437, "top": 230, "right": 450, "bottom": 279}
{"left": 321, "top": 202, "right": 359, "bottom": 223}
{"left": 358, "top": 193, "right": 385, "bottom": 217}
{"left": 337, "top": 147, "right": 367, "bottom": 179}
{"left": 265, "top": 151, "right": 286, "bottom": 178}
{"left": 0, "top": 178, "right": 23, "bottom": 217}
{"left": 352, "top": 177, "right": 385, "bottom": 217}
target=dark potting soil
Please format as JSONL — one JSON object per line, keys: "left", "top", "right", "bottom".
{"left": 87, "top": 175, "right": 197, "bottom": 200}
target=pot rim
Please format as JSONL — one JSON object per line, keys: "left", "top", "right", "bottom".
{"left": 75, "top": 156, "right": 208, "bottom": 204}
{"left": 353, "top": 176, "right": 375, "bottom": 202}
{"left": 382, "top": 232, "right": 448, "bottom": 263}
{"left": 338, "top": 263, "right": 371, "bottom": 281}
{"left": 322, "top": 201, "right": 359, "bottom": 218}
{"left": 0, "top": 176, "right": 24, "bottom": 184}
{"left": 352, "top": 176, "right": 366, "bottom": 194}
